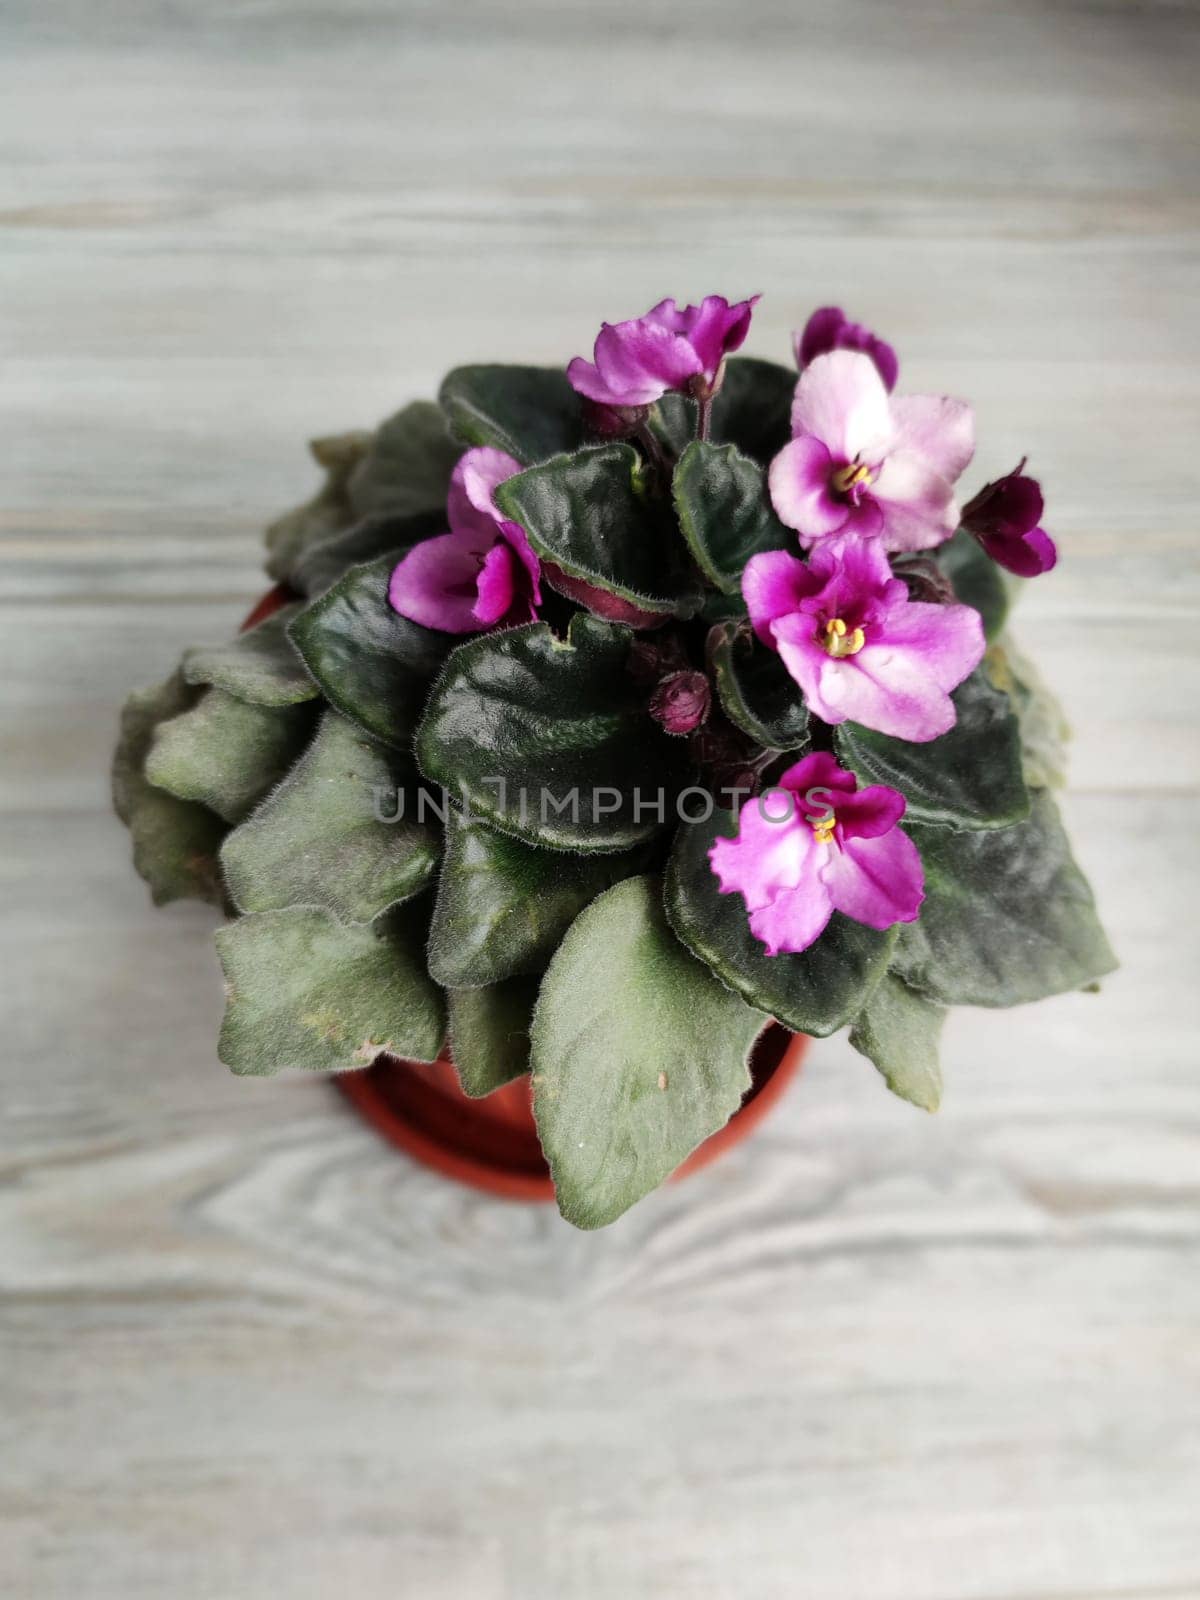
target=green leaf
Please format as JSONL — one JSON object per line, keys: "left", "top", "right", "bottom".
{"left": 448, "top": 976, "right": 540, "bottom": 1097}
{"left": 264, "top": 430, "right": 370, "bottom": 584}
{"left": 496, "top": 444, "right": 701, "bottom": 618}
{"left": 710, "top": 624, "right": 811, "bottom": 752}
{"left": 834, "top": 665, "right": 1029, "bottom": 830}
{"left": 439, "top": 365, "right": 582, "bottom": 465}
{"left": 288, "top": 555, "right": 451, "bottom": 748}
{"left": 672, "top": 440, "right": 791, "bottom": 594}
{"left": 710, "top": 357, "right": 796, "bottom": 462}
{"left": 531, "top": 876, "right": 767, "bottom": 1229}
{"left": 664, "top": 808, "right": 897, "bottom": 1036}
{"left": 182, "top": 606, "right": 319, "bottom": 707}
{"left": 145, "top": 689, "right": 316, "bottom": 825}
{"left": 428, "top": 811, "right": 652, "bottom": 987}
{"left": 416, "top": 614, "right": 693, "bottom": 852}
{"left": 985, "top": 635, "right": 1071, "bottom": 789}
{"left": 112, "top": 671, "right": 228, "bottom": 907}
{"left": 346, "top": 399, "right": 462, "bottom": 520}
{"left": 849, "top": 972, "right": 946, "bottom": 1111}
{"left": 937, "top": 529, "right": 1009, "bottom": 640}
{"left": 219, "top": 711, "right": 439, "bottom": 924}
{"left": 893, "top": 789, "right": 1117, "bottom": 1006}
{"left": 292, "top": 508, "right": 445, "bottom": 598}
{"left": 216, "top": 901, "right": 445, "bottom": 1074}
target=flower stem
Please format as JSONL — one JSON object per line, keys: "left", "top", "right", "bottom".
{"left": 696, "top": 395, "right": 712, "bottom": 442}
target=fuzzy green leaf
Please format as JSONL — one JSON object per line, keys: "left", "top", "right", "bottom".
{"left": 346, "top": 399, "right": 462, "bottom": 520}
{"left": 531, "top": 876, "right": 767, "bottom": 1229}
{"left": 182, "top": 607, "right": 319, "bottom": 707}
{"left": 665, "top": 808, "right": 897, "bottom": 1036}
{"left": 292, "top": 508, "right": 445, "bottom": 598}
{"left": 448, "top": 976, "right": 540, "bottom": 1097}
{"left": 894, "top": 790, "right": 1117, "bottom": 1006}
{"left": 937, "top": 529, "right": 1009, "bottom": 640}
{"left": 985, "top": 635, "right": 1071, "bottom": 789}
{"left": 710, "top": 624, "right": 811, "bottom": 751}
{"left": 220, "top": 711, "right": 439, "bottom": 924}
{"left": 145, "top": 689, "right": 316, "bottom": 825}
{"left": 112, "top": 672, "right": 228, "bottom": 907}
{"left": 216, "top": 902, "right": 445, "bottom": 1075}
{"left": 288, "top": 555, "right": 451, "bottom": 748}
{"left": 849, "top": 972, "right": 946, "bottom": 1111}
{"left": 428, "top": 811, "right": 652, "bottom": 987}
{"left": 264, "top": 430, "right": 369, "bottom": 583}
{"left": 672, "top": 441, "right": 791, "bottom": 593}
{"left": 496, "top": 444, "right": 702, "bottom": 618}
{"left": 439, "top": 365, "right": 582, "bottom": 465}
{"left": 834, "top": 665, "right": 1029, "bottom": 830}
{"left": 416, "top": 614, "right": 692, "bottom": 852}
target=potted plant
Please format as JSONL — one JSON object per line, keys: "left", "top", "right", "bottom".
{"left": 112, "top": 295, "right": 1115, "bottom": 1228}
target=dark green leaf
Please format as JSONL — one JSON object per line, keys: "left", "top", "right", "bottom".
{"left": 448, "top": 976, "right": 540, "bottom": 1097}
{"left": 496, "top": 444, "right": 701, "bottom": 618}
{"left": 264, "top": 430, "right": 370, "bottom": 584}
{"left": 531, "top": 875, "right": 767, "bottom": 1229}
{"left": 216, "top": 901, "right": 445, "bottom": 1074}
{"left": 834, "top": 665, "right": 1029, "bottom": 830}
{"left": 428, "top": 811, "right": 652, "bottom": 986}
{"left": 710, "top": 356, "right": 796, "bottom": 462}
{"left": 893, "top": 790, "right": 1117, "bottom": 1006}
{"left": 292, "top": 508, "right": 445, "bottom": 597}
{"left": 673, "top": 441, "right": 791, "bottom": 593}
{"left": 112, "top": 671, "right": 227, "bottom": 907}
{"left": 985, "top": 636, "right": 1071, "bottom": 789}
{"left": 220, "top": 711, "right": 439, "bottom": 924}
{"left": 182, "top": 606, "right": 319, "bottom": 707}
{"left": 664, "top": 808, "right": 897, "bottom": 1036}
{"left": 346, "top": 399, "right": 462, "bottom": 520}
{"left": 849, "top": 972, "right": 945, "bottom": 1111}
{"left": 937, "top": 529, "right": 1009, "bottom": 640}
{"left": 288, "top": 555, "right": 451, "bottom": 748}
{"left": 416, "top": 614, "right": 693, "bottom": 851}
{"left": 439, "top": 365, "right": 582, "bottom": 465}
{"left": 145, "top": 688, "right": 316, "bottom": 825}
{"left": 710, "top": 624, "right": 811, "bottom": 752}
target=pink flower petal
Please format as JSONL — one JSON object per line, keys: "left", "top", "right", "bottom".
{"left": 820, "top": 827, "right": 925, "bottom": 928}
{"left": 869, "top": 449, "right": 961, "bottom": 551}
{"left": 447, "top": 445, "right": 524, "bottom": 539}
{"left": 747, "top": 880, "right": 836, "bottom": 956}
{"left": 388, "top": 528, "right": 491, "bottom": 634}
{"left": 593, "top": 319, "right": 703, "bottom": 406}
{"left": 472, "top": 541, "right": 521, "bottom": 627}
{"left": 767, "top": 436, "right": 850, "bottom": 541}
{"left": 742, "top": 549, "right": 818, "bottom": 647}
{"left": 790, "top": 350, "right": 894, "bottom": 465}
{"left": 889, "top": 394, "right": 975, "bottom": 484}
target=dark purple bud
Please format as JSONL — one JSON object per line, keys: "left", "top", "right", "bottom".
{"left": 650, "top": 670, "right": 711, "bottom": 735}
{"left": 961, "top": 462, "right": 1058, "bottom": 577}
{"left": 795, "top": 306, "right": 899, "bottom": 392}
{"left": 581, "top": 398, "right": 647, "bottom": 440}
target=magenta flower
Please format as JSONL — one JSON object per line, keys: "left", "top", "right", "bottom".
{"left": 795, "top": 305, "right": 899, "bottom": 392}
{"left": 709, "top": 751, "right": 924, "bottom": 956}
{"left": 387, "top": 447, "right": 541, "bottom": 633}
{"left": 743, "top": 536, "right": 984, "bottom": 742}
{"left": 961, "top": 461, "right": 1058, "bottom": 577}
{"left": 768, "top": 351, "right": 975, "bottom": 553}
{"left": 567, "top": 295, "right": 759, "bottom": 408}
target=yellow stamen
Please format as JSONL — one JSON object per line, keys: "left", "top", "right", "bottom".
{"left": 812, "top": 815, "right": 836, "bottom": 845}
{"left": 831, "top": 460, "right": 873, "bottom": 495}
{"left": 822, "top": 617, "right": 866, "bottom": 658}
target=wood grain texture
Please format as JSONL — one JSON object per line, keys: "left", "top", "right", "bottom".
{"left": 3, "top": 1, "right": 1199, "bottom": 1595}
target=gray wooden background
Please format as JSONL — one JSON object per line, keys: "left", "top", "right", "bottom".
{"left": 4, "top": 2, "right": 1199, "bottom": 1596}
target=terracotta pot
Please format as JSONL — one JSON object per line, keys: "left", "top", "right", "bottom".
{"left": 337, "top": 1027, "right": 806, "bottom": 1203}
{"left": 243, "top": 584, "right": 807, "bottom": 1202}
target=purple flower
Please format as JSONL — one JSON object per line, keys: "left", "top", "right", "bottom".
{"left": 795, "top": 306, "right": 899, "bottom": 392}
{"left": 649, "top": 670, "right": 711, "bottom": 735}
{"left": 387, "top": 447, "right": 541, "bottom": 633}
{"left": 769, "top": 350, "right": 975, "bottom": 553}
{"left": 961, "top": 461, "right": 1058, "bottom": 577}
{"left": 567, "top": 295, "right": 759, "bottom": 408}
{"left": 708, "top": 751, "right": 924, "bottom": 956}
{"left": 742, "top": 536, "right": 985, "bottom": 742}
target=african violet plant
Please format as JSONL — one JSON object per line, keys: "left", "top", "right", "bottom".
{"left": 112, "top": 295, "right": 1115, "bottom": 1228}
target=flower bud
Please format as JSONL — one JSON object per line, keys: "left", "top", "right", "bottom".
{"left": 649, "top": 670, "right": 711, "bottom": 735}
